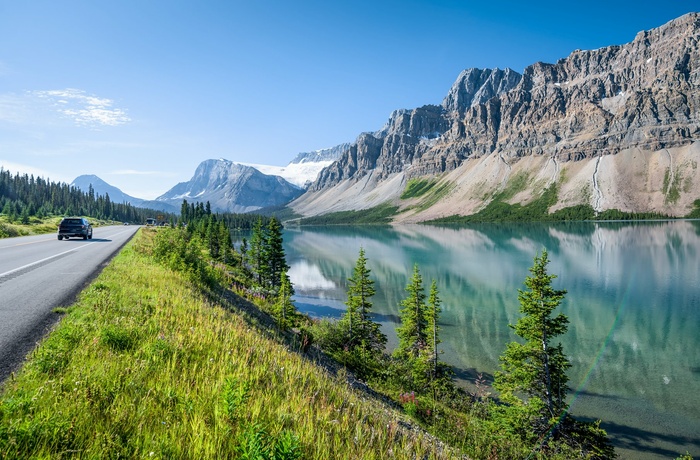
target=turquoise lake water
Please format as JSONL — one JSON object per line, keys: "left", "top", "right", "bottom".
{"left": 283, "top": 221, "right": 700, "bottom": 459}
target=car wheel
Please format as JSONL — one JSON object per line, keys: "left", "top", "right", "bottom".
{"left": 88, "top": 232, "right": 93, "bottom": 240}
{"left": 58, "top": 235, "right": 62, "bottom": 240}
{"left": 83, "top": 234, "right": 88, "bottom": 240}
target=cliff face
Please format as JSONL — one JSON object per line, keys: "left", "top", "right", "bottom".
{"left": 419, "top": 12, "right": 700, "bottom": 170}
{"left": 296, "top": 13, "right": 700, "bottom": 220}
{"left": 312, "top": 69, "right": 523, "bottom": 190}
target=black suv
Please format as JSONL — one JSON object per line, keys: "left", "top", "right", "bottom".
{"left": 58, "top": 217, "right": 93, "bottom": 240}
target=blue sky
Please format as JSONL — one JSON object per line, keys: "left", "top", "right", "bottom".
{"left": 0, "top": 1, "right": 694, "bottom": 199}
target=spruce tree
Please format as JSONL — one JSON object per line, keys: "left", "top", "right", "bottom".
{"left": 495, "top": 249, "right": 569, "bottom": 432}
{"left": 426, "top": 279, "right": 442, "bottom": 381}
{"left": 341, "top": 248, "right": 386, "bottom": 352}
{"left": 247, "top": 217, "right": 267, "bottom": 285}
{"left": 275, "top": 271, "right": 296, "bottom": 330}
{"left": 494, "top": 250, "right": 615, "bottom": 457}
{"left": 265, "top": 217, "right": 288, "bottom": 290}
{"left": 394, "top": 264, "right": 428, "bottom": 361}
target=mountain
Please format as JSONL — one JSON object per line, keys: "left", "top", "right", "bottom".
{"left": 71, "top": 175, "right": 178, "bottom": 214}
{"left": 243, "top": 143, "right": 351, "bottom": 188}
{"left": 72, "top": 175, "right": 139, "bottom": 205}
{"left": 292, "top": 13, "right": 700, "bottom": 222}
{"left": 155, "top": 159, "right": 304, "bottom": 213}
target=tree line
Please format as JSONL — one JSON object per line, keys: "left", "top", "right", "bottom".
{"left": 0, "top": 168, "right": 174, "bottom": 224}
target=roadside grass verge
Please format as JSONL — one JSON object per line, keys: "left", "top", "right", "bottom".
{"left": 0, "top": 230, "right": 454, "bottom": 459}
{"left": 0, "top": 215, "right": 62, "bottom": 238}
{"left": 0, "top": 215, "right": 117, "bottom": 239}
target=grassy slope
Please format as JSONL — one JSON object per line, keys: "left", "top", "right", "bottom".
{"left": 0, "top": 230, "right": 453, "bottom": 459}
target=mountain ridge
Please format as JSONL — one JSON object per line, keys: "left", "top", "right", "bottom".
{"left": 291, "top": 12, "right": 700, "bottom": 222}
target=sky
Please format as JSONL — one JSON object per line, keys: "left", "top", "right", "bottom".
{"left": 0, "top": 1, "right": 694, "bottom": 199}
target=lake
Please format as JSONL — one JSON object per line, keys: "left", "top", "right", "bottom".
{"left": 283, "top": 221, "right": 700, "bottom": 459}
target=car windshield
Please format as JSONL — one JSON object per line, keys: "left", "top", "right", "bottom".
{"left": 63, "top": 219, "right": 83, "bottom": 224}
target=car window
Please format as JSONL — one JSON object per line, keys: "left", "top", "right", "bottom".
{"left": 64, "top": 219, "right": 82, "bottom": 224}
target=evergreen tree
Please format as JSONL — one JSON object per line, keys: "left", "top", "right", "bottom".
{"left": 495, "top": 250, "right": 569, "bottom": 431}
{"left": 340, "top": 248, "right": 386, "bottom": 352}
{"left": 218, "top": 220, "right": 232, "bottom": 264}
{"left": 394, "top": 264, "right": 428, "bottom": 361}
{"left": 265, "top": 217, "right": 288, "bottom": 290}
{"left": 206, "top": 215, "right": 220, "bottom": 260}
{"left": 494, "top": 250, "right": 614, "bottom": 457}
{"left": 247, "top": 217, "right": 267, "bottom": 285}
{"left": 275, "top": 271, "right": 297, "bottom": 330}
{"left": 426, "top": 279, "right": 442, "bottom": 381}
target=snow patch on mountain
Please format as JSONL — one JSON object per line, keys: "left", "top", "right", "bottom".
{"left": 239, "top": 161, "right": 335, "bottom": 188}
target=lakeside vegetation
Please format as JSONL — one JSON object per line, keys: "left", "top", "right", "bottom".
{"left": 2, "top": 204, "right": 625, "bottom": 459}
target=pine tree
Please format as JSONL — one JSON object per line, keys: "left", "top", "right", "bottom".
{"left": 218, "top": 220, "right": 232, "bottom": 264}
{"left": 275, "top": 271, "right": 296, "bottom": 330}
{"left": 426, "top": 279, "right": 442, "bottom": 381}
{"left": 265, "top": 217, "right": 288, "bottom": 290}
{"left": 394, "top": 264, "right": 428, "bottom": 361}
{"left": 340, "top": 248, "right": 386, "bottom": 352}
{"left": 498, "top": 250, "right": 567, "bottom": 433}
{"left": 247, "top": 217, "right": 267, "bottom": 285}
{"left": 494, "top": 250, "right": 615, "bottom": 457}
{"left": 495, "top": 249, "right": 569, "bottom": 433}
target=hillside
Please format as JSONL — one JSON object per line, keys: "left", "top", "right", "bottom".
{"left": 0, "top": 230, "right": 459, "bottom": 459}
{"left": 291, "top": 13, "right": 700, "bottom": 223}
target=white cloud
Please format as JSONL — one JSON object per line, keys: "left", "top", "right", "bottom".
{"left": 33, "top": 89, "right": 131, "bottom": 127}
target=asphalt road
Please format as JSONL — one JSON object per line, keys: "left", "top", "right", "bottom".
{"left": 0, "top": 225, "right": 139, "bottom": 383}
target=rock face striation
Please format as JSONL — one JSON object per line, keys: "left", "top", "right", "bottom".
{"left": 156, "top": 159, "right": 303, "bottom": 213}
{"left": 298, "top": 13, "right": 700, "bottom": 220}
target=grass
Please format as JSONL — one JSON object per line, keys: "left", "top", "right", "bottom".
{"left": 413, "top": 182, "right": 455, "bottom": 213}
{"left": 299, "top": 203, "right": 399, "bottom": 225}
{"left": 0, "top": 230, "right": 455, "bottom": 459}
{"left": 0, "top": 214, "right": 117, "bottom": 239}
{"left": 401, "top": 178, "right": 438, "bottom": 199}
{"left": 0, "top": 215, "right": 62, "bottom": 238}
{"left": 687, "top": 199, "right": 700, "bottom": 219}
{"left": 428, "top": 179, "right": 559, "bottom": 224}
{"left": 663, "top": 169, "right": 683, "bottom": 205}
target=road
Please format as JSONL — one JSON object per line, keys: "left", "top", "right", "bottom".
{"left": 0, "top": 225, "right": 139, "bottom": 383}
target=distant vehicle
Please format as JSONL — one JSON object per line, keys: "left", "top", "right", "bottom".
{"left": 123, "top": 222, "right": 129, "bottom": 225}
{"left": 57, "top": 217, "right": 93, "bottom": 240}
{"left": 145, "top": 218, "right": 157, "bottom": 227}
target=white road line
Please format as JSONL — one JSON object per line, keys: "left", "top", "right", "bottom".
{"left": 0, "top": 237, "right": 55, "bottom": 250}
{"left": 0, "top": 243, "right": 94, "bottom": 279}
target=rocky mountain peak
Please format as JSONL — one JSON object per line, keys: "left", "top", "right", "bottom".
{"left": 297, "top": 13, "right": 700, "bottom": 221}
{"left": 157, "top": 159, "right": 303, "bottom": 213}
{"left": 442, "top": 67, "right": 522, "bottom": 113}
